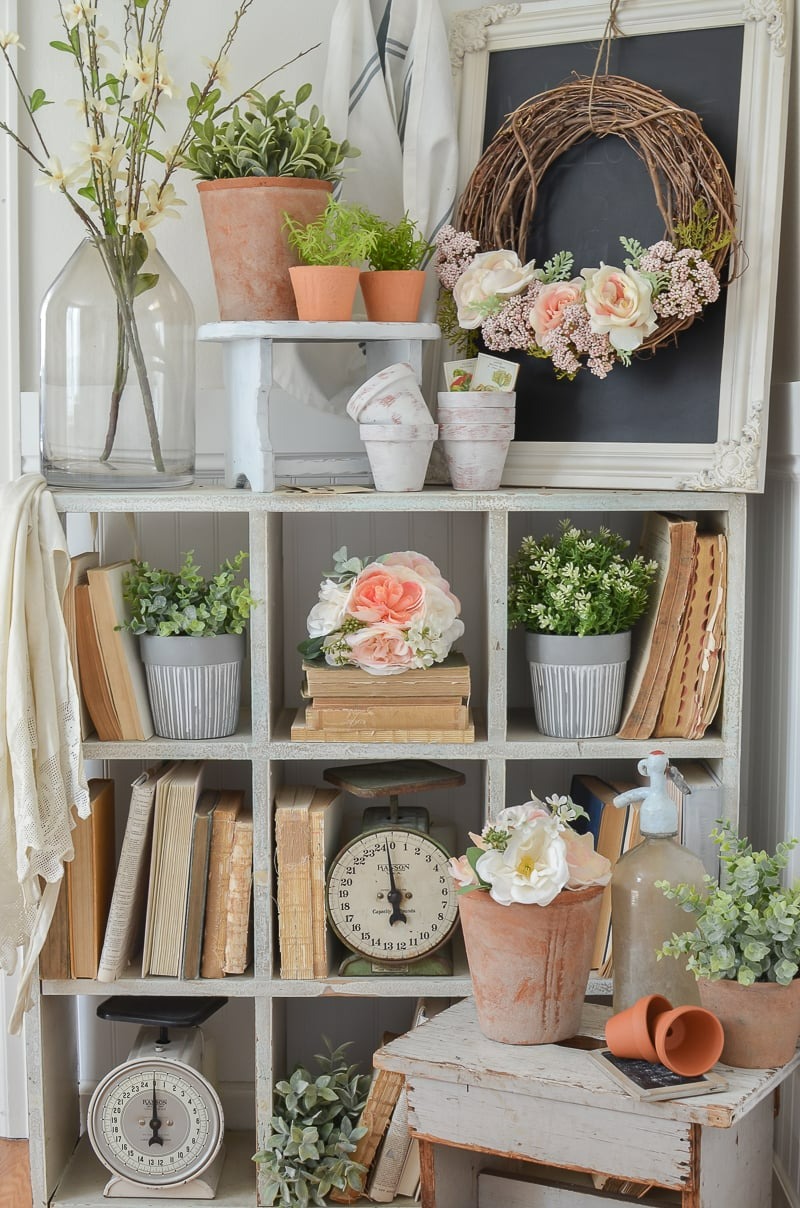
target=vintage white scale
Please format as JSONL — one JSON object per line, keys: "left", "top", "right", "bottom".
{"left": 87, "top": 997, "right": 227, "bottom": 1199}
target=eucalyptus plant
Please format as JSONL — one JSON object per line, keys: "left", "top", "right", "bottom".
{"left": 253, "top": 1044, "right": 371, "bottom": 1207}
{"left": 183, "top": 84, "right": 357, "bottom": 182}
{"left": 508, "top": 519, "right": 658, "bottom": 637}
{"left": 658, "top": 822, "right": 800, "bottom": 986}
{"left": 283, "top": 197, "right": 377, "bottom": 268}
{"left": 120, "top": 550, "right": 255, "bottom": 637}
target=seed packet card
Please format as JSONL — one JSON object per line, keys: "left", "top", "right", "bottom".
{"left": 471, "top": 353, "right": 519, "bottom": 392}
{"left": 443, "top": 358, "right": 477, "bottom": 392}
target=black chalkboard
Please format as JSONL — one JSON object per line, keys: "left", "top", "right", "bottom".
{"left": 479, "top": 26, "right": 744, "bottom": 444}
{"left": 591, "top": 1049, "right": 728, "bottom": 1101}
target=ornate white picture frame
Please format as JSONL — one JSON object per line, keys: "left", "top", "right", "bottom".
{"left": 450, "top": 0, "right": 792, "bottom": 491}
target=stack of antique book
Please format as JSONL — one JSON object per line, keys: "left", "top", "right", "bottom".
{"left": 291, "top": 653, "right": 474, "bottom": 743}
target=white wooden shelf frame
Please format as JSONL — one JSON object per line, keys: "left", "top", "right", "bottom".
{"left": 25, "top": 486, "right": 746, "bottom": 1208}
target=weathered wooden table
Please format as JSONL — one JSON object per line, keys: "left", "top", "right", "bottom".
{"left": 373, "top": 998, "right": 800, "bottom": 1207}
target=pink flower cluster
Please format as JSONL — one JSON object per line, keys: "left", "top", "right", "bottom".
{"left": 434, "top": 225, "right": 480, "bottom": 290}
{"left": 639, "top": 243, "right": 721, "bottom": 321}
{"left": 538, "top": 302, "right": 616, "bottom": 380}
{"left": 481, "top": 282, "right": 542, "bottom": 352}
{"left": 304, "top": 550, "right": 465, "bottom": 676}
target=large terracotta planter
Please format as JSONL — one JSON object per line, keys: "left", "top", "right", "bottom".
{"left": 698, "top": 977, "right": 800, "bottom": 1068}
{"left": 359, "top": 270, "right": 426, "bottom": 322}
{"left": 458, "top": 884, "right": 604, "bottom": 1045}
{"left": 197, "top": 177, "right": 333, "bottom": 320}
{"left": 288, "top": 265, "right": 360, "bottom": 321}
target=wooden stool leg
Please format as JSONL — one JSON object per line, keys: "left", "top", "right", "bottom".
{"left": 419, "top": 1139, "right": 437, "bottom": 1208}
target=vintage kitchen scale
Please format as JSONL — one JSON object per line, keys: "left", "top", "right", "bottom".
{"left": 87, "top": 997, "right": 227, "bottom": 1199}
{"left": 323, "top": 760, "right": 464, "bottom": 976}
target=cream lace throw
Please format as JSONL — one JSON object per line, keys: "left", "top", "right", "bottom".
{"left": 0, "top": 475, "right": 89, "bottom": 1032}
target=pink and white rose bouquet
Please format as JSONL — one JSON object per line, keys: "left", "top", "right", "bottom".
{"left": 299, "top": 546, "right": 464, "bottom": 676}
{"left": 449, "top": 795, "right": 612, "bottom": 906}
{"left": 435, "top": 202, "right": 728, "bottom": 379}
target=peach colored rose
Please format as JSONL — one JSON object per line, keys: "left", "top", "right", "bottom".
{"left": 448, "top": 854, "right": 479, "bottom": 889}
{"left": 562, "top": 830, "right": 612, "bottom": 890}
{"left": 348, "top": 563, "right": 426, "bottom": 627}
{"left": 453, "top": 250, "right": 538, "bottom": 329}
{"left": 530, "top": 278, "right": 584, "bottom": 341}
{"left": 581, "top": 263, "right": 657, "bottom": 352}
{"left": 381, "top": 551, "right": 461, "bottom": 610}
{"left": 344, "top": 623, "right": 414, "bottom": 675}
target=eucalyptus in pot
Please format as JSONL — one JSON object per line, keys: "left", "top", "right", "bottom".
{"left": 283, "top": 198, "right": 377, "bottom": 321}
{"left": 121, "top": 551, "right": 255, "bottom": 740}
{"left": 185, "top": 85, "right": 359, "bottom": 320}
{"left": 508, "top": 521, "right": 658, "bottom": 738}
{"left": 658, "top": 822, "right": 800, "bottom": 1067}
{"left": 253, "top": 1043, "right": 371, "bottom": 1206}
{"left": 359, "top": 211, "right": 434, "bottom": 322}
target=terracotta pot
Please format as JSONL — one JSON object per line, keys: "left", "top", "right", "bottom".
{"left": 698, "top": 977, "right": 800, "bottom": 1068}
{"left": 197, "top": 177, "right": 332, "bottom": 321}
{"left": 347, "top": 362, "right": 431, "bottom": 425}
{"left": 360, "top": 270, "right": 426, "bottom": 322}
{"left": 288, "top": 265, "right": 360, "bottom": 322}
{"left": 458, "top": 884, "right": 604, "bottom": 1045}
{"left": 605, "top": 994, "right": 672, "bottom": 1063}
{"left": 652, "top": 1005, "right": 725, "bottom": 1076}
{"left": 358, "top": 422, "right": 436, "bottom": 492}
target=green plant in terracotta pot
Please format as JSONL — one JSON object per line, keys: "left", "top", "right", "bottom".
{"left": 508, "top": 520, "right": 658, "bottom": 739}
{"left": 359, "top": 211, "right": 434, "bottom": 322}
{"left": 283, "top": 198, "right": 377, "bottom": 321}
{"left": 185, "top": 84, "right": 359, "bottom": 321}
{"left": 657, "top": 821, "right": 800, "bottom": 1067}
{"left": 120, "top": 551, "right": 256, "bottom": 740}
{"left": 450, "top": 795, "right": 612, "bottom": 1044}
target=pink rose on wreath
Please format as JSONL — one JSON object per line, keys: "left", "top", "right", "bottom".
{"left": 348, "top": 563, "right": 426, "bottom": 627}
{"left": 382, "top": 551, "right": 461, "bottom": 610}
{"left": 344, "top": 623, "right": 414, "bottom": 674}
{"left": 530, "top": 278, "right": 585, "bottom": 341}
{"left": 581, "top": 263, "right": 657, "bottom": 352}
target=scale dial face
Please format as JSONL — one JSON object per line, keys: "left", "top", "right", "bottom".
{"left": 87, "top": 1057, "right": 223, "bottom": 1187}
{"left": 326, "top": 826, "right": 458, "bottom": 963}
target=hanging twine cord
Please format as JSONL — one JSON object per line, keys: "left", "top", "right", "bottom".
{"left": 588, "top": 0, "right": 623, "bottom": 130}
{"left": 456, "top": 74, "right": 739, "bottom": 353}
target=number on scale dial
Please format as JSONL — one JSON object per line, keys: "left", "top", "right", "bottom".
{"left": 88, "top": 1058, "right": 223, "bottom": 1187}
{"left": 326, "top": 827, "right": 459, "bottom": 962}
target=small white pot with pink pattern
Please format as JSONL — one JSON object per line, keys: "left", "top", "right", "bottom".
{"left": 437, "top": 404, "right": 516, "bottom": 425}
{"left": 437, "top": 390, "right": 515, "bottom": 409}
{"left": 439, "top": 423, "right": 514, "bottom": 491}
{"left": 347, "top": 362, "right": 431, "bottom": 425}
{"left": 358, "top": 422, "right": 437, "bottom": 492}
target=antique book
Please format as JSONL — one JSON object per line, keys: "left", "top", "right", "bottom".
{"left": 274, "top": 785, "right": 316, "bottom": 979}
{"left": 302, "top": 652, "right": 470, "bottom": 699}
{"left": 590, "top": 1048, "right": 727, "bottom": 1101}
{"left": 200, "top": 789, "right": 246, "bottom": 979}
{"left": 291, "top": 713, "right": 475, "bottom": 743}
{"left": 308, "top": 788, "right": 344, "bottom": 978}
{"left": 74, "top": 583, "right": 122, "bottom": 742}
{"left": 663, "top": 760, "right": 723, "bottom": 880}
{"left": 97, "top": 767, "right": 164, "bottom": 982}
{"left": 181, "top": 791, "right": 219, "bottom": 981}
{"left": 62, "top": 551, "right": 99, "bottom": 739}
{"left": 86, "top": 562, "right": 154, "bottom": 740}
{"left": 222, "top": 809, "right": 254, "bottom": 975}
{"left": 570, "top": 775, "right": 630, "bottom": 974}
{"left": 329, "top": 1067, "right": 406, "bottom": 1204}
{"left": 38, "top": 874, "right": 70, "bottom": 980}
{"left": 617, "top": 515, "right": 697, "bottom": 740}
{"left": 394, "top": 1137, "right": 421, "bottom": 1199}
{"left": 304, "top": 699, "right": 469, "bottom": 730}
{"left": 654, "top": 533, "right": 727, "bottom": 740}
{"left": 142, "top": 762, "right": 206, "bottom": 977}
{"left": 67, "top": 779, "right": 116, "bottom": 979}
{"left": 367, "top": 1086, "right": 410, "bottom": 1203}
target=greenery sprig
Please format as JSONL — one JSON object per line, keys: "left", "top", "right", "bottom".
{"left": 283, "top": 197, "right": 377, "bottom": 267}
{"left": 120, "top": 550, "right": 256, "bottom": 636}
{"left": 364, "top": 211, "right": 433, "bottom": 272}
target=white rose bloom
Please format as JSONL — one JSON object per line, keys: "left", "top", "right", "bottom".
{"left": 581, "top": 263, "right": 658, "bottom": 352}
{"left": 476, "top": 815, "right": 569, "bottom": 906}
{"left": 419, "top": 579, "right": 459, "bottom": 637}
{"left": 453, "top": 250, "right": 538, "bottom": 329}
{"left": 494, "top": 800, "right": 548, "bottom": 829}
{"left": 306, "top": 579, "right": 351, "bottom": 637}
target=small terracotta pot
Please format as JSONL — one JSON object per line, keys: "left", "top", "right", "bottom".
{"left": 458, "top": 884, "right": 604, "bottom": 1045}
{"left": 438, "top": 390, "right": 515, "bottom": 408}
{"left": 347, "top": 362, "right": 431, "bottom": 425}
{"left": 360, "top": 270, "right": 426, "bottom": 322}
{"left": 197, "top": 177, "right": 332, "bottom": 321}
{"left": 288, "top": 265, "right": 360, "bottom": 322}
{"left": 698, "top": 977, "right": 800, "bottom": 1068}
{"left": 605, "top": 995, "right": 672, "bottom": 1063}
{"left": 652, "top": 1006, "right": 725, "bottom": 1076}
{"left": 358, "top": 423, "right": 436, "bottom": 492}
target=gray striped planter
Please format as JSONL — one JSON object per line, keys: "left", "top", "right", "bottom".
{"left": 525, "top": 631, "right": 632, "bottom": 739}
{"left": 140, "top": 633, "right": 245, "bottom": 739}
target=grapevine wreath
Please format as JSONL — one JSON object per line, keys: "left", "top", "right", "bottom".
{"left": 436, "top": 75, "right": 739, "bottom": 379}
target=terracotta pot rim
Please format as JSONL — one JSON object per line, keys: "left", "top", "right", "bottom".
{"left": 359, "top": 268, "right": 426, "bottom": 279}
{"left": 288, "top": 264, "right": 361, "bottom": 276}
{"left": 698, "top": 976, "right": 800, "bottom": 992}
{"left": 458, "top": 883, "right": 605, "bottom": 911}
{"left": 197, "top": 176, "right": 334, "bottom": 193}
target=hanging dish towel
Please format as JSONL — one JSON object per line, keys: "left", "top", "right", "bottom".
{"left": 0, "top": 474, "right": 89, "bottom": 1032}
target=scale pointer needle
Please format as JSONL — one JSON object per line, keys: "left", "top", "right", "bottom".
{"left": 149, "top": 1075, "right": 164, "bottom": 1146}
{"left": 384, "top": 839, "right": 407, "bottom": 925}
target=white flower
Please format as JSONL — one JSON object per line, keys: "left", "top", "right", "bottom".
{"left": 476, "top": 814, "right": 569, "bottom": 906}
{"left": 37, "top": 156, "right": 83, "bottom": 193}
{"left": 73, "top": 133, "right": 125, "bottom": 173}
{"left": 62, "top": 2, "right": 96, "bottom": 30}
{"left": 494, "top": 800, "right": 549, "bottom": 830}
{"left": 202, "top": 52, "right": 231, "bottom": 90}
{"left": 453, "top": 250, "right": 538, "bottom": 329}
{"left": 306, "top": 579, "right": 351, "bottom": 638}
{"left": 581, "top": 263, "right": 658, "bottom": 353}
{"left": 144, "top": 181, "right": 185, "bottom": 222}
{"left": 124, "top": 42, "right": 162, "bottom": 102}
{"left": 0, "top": 31, "right": 24, "bottom": 50}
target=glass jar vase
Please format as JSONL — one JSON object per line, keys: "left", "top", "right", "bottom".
{"left": 40, "top": 239, "right": 195, "bottom": 489}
